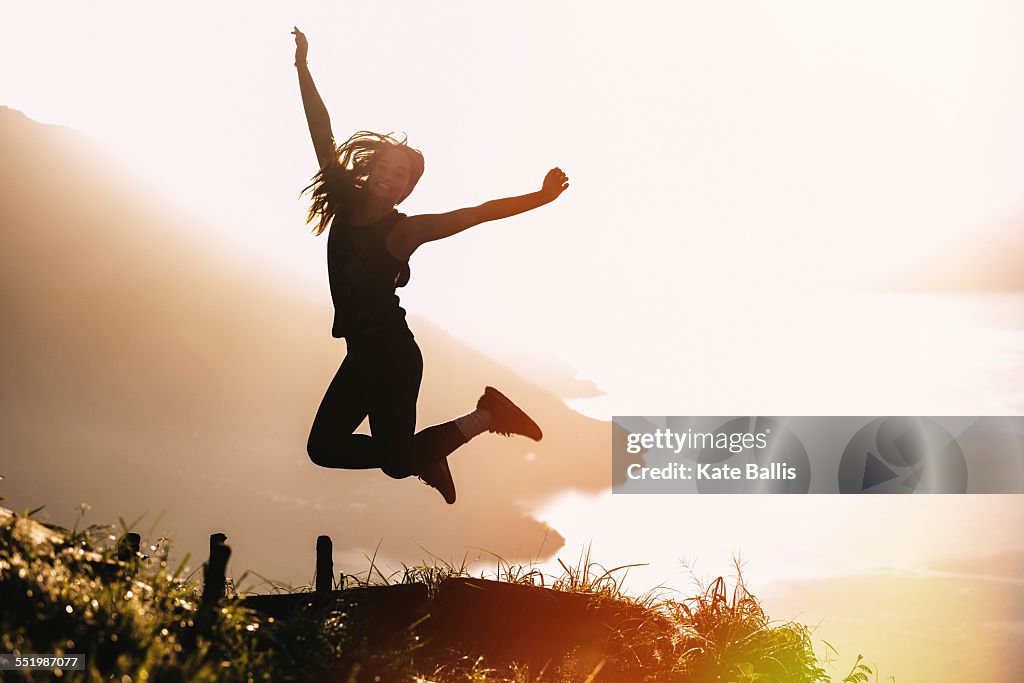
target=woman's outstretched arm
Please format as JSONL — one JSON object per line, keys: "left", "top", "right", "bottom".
{"left": 292, "top": 27, "right": 334, "bottom": 169}
{"left": 388, "top": 168, "right": 570, "bottom": 260}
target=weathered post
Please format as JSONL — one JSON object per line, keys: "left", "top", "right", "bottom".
{"left": 185, "top": 533, "right": 231, "bottom": 647}
{"left": 202, "top": 533, "right": 230, "bottom": 604}
{"left": 116, "top": 533, "right": 141, "bottom": 563}
{"left": 315, "top": 535, "right": 333, "bottom": 592}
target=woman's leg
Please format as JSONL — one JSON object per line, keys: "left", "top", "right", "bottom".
{"left": 308, "top": 337, "right": 466, "bottom": 475}
{"left": 366, "top": 336, "right": 467, "bottom": 480}
{"left": 307, "top": 349, "right": 382, "bottom": 469}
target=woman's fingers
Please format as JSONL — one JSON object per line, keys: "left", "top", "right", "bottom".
{"left": 293, "top": 26, "right": 308, "bottom": 62}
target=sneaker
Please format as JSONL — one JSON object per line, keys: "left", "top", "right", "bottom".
{"left": 477, "top": 387, "right": 543, "bottom": 441}
{"left": 418, "top": 457, "right": 456, "bottom": 504}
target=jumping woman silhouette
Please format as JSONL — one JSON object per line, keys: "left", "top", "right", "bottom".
{"left": 294, "top": 28, "right": 569, "bottom": 504}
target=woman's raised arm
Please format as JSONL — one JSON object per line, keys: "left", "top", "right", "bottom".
{"left": 387, "top": 168, "right": 570, "bottom": 260}
{"left": 292, "top": 27, "right": 335, "bottom": 169}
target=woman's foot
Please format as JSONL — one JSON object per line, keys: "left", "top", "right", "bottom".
{"left": 419, "top": 457, "right": 456, "bottom": 504}
{"left": 477, "top": 387, "right": 543, "bottom": 441}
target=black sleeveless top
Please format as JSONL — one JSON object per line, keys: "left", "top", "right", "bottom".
{"left": 327, "top": 210, "right": 412, "bottom": 340}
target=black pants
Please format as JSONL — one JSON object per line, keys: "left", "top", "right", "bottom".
{"left": 307, "top": 333, "right": 467, "bottom": 478}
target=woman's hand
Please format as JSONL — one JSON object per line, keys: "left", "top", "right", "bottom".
{"left": 292, "top": 26, "right": 308, "bottom": 65}
{"left": 540, "top": 167, "right": 570, "bottom": 202}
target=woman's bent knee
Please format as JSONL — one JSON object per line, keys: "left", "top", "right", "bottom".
{"left": 307, "top": 435, "right": 330, "bottom": 467}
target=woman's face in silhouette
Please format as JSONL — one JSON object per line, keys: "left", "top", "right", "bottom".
{"left": 366, "top": 147, "right": 415, "bottom": 205}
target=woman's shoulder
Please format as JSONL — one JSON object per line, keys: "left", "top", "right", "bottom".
{"left": 384, "top": 212, "right": 413, "bottom": 263}
{"left": 382, "top": 210, "right": 408, "bottom": 234}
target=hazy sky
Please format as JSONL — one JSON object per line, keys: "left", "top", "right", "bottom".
{"left": 3, "top": 0, "right": 1024, "bottom": 371}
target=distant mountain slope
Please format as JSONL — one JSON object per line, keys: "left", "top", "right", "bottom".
{"left": 0, "top": 106, "right": 607, "bottom": 584}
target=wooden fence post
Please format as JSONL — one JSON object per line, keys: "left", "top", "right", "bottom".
{"left": 116, "top": 533, "right": 141, "bottom": 563}
{"left": 315, "top": 535, "right": 333, "bottom": 593}
{"left": 202, "top": 532, "right": 230, "bottom": 604}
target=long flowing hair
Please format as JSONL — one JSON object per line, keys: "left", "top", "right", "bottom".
{"left": 304, "top": 130, "right": 425, "bottom": 236}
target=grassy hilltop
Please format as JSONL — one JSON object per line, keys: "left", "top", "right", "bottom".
{"left": 0, "top": 505, "right": 881, "bottom": 683}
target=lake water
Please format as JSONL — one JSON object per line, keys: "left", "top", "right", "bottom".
{"left": 563, "top": 291, "right": 1024, "bottom": 420}
{"left": 529, "top": 292, "right": 1024, "bottom": 680}
{"left": 533, "top": 291, "right": 1024, "bottom": 583}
